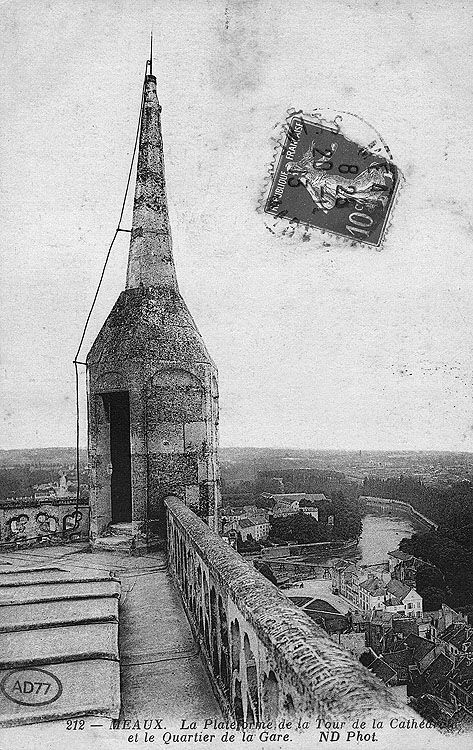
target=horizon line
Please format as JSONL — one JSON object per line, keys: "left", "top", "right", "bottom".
{"left": 1, "top": 445, "right": 473, "bottom": 455}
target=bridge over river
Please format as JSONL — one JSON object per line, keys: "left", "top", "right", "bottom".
{"left": 264, "top": 508, "right": 425, "bottom": 584}
{"left": 267, "top": 559, "right": 333, "bottom": 583}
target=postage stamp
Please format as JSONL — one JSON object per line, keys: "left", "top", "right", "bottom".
{"left": 263, "top": 113, "right": 400, "bottom": 248}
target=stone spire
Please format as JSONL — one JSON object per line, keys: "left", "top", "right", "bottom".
{"left": 126, "top": 75, "right": 178, "bottom": 290}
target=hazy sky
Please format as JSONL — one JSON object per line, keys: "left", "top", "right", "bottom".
{"left": 1, "top": 0, "right": 473, "bottom": 451}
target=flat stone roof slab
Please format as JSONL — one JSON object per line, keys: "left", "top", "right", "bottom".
{"left": 0, "top": 621, "right": 118, "bottom": 668}
{"left": 0, "top": 544, "right": 219, "bottom": 732}
{"left": 0, "top": 597, "right": 117, "bottom": 631}
{"left": 0, "top": 568, "right": 116, "bottom": 586}
{"left": 0, "top": 579, "right": 120, "bottom": 604}
{"left": 0, "top": 658, "right": 120, "bottom": 727}
{"left": 0, "top": 556, "right": 121, "bottom": 727}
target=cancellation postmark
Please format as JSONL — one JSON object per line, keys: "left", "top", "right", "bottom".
{"left": 263, "top": 112, "right": 401, "bottom": 248}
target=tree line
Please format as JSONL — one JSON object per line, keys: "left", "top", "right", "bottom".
{"left": 361, "top": 475, "right": 473, "bottom": 544}
{"left": 269, "top": 492, "right": 362, "bottom": 545}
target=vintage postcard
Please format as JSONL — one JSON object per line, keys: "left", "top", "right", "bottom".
{"left": 1, "top": 1, "right": 473, "bottom": 749}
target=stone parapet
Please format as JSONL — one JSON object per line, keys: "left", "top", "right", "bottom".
{"left": 0, "top": 500, "right": 89, "bottom": 548}
{"left": 165, "top": 497, "right": 409, "bottom": 723}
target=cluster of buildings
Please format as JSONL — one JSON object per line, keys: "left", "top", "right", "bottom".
{"left": 219, "top": 492, "right": 333, "bottom": 546}
{"left": 332, "top": 549, "right": 423, "bottom": 618}
{"left": 333, "top": 549, "right": 473, "bottom": 725}
{"left": 361, "top": 608, "right": 473, "bottom": 725}
{"left": 32, "top": 473, "right": 80, "bottom": 501}
{"left": 220, "top": 505, "right": 271, "bottom": 544}
{"left": 5, "top": 473, "right": 86, "bottom": 504}
{"left": 260, "top": 492, "right": 333, "bottom": 522}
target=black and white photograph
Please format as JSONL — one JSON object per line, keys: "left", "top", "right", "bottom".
{"left": 1, "top": 1, "right": 473, "bottom": 748}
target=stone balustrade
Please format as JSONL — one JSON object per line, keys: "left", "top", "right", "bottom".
{"left": 165, "top": 496, "right": 406, "bottom": 723}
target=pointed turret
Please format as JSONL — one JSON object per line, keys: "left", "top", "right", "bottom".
{"left": 126, "top": 75, "right": 178, "bottom": 290}
{"left": 86, "top": 64, "right": 220, "bottom": 552}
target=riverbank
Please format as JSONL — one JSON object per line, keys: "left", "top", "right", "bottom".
{"left": 300, "top": 509, "right": 425, "bottom": 569}
{"left": 359, "top": 496, "right": 438, "bottom": 531}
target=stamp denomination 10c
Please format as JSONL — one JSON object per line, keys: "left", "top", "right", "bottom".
{"left": 264, "top": 114, "right": 400, "bottom": 247}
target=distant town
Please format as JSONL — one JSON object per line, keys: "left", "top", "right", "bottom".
{"left": 1, "top": 446, "right": 473, "bottom": 730}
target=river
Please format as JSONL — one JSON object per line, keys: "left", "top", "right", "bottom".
{"left": 355, "top": 510, "right": 425, "bottom": 566}
{"left": 313, "top": 509, "right": 427, "bottom": 569}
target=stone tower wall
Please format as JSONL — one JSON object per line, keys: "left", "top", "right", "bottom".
{"left": 87, "top": 287, "right": 220, "bottom": 548}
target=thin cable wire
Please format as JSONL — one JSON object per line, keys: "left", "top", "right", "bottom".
{"left": 72, "top": 64, "right": 149, "bottom": 529}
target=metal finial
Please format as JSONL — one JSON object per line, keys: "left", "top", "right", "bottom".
{"left": 149, "top": 30, "right": 153, "bottom": 76}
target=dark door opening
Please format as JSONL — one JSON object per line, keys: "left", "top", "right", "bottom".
{"left": 104, "top": 391, "right": 132, "bottom": 523}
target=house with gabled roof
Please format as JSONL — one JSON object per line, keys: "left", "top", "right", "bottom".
{"left": 222, "top": 514, "right": 271, "bottom": 542}
{"left": 439, "top": 623, "right": 473, "bottom": 662}
{"left": 366, "top": 656, "right": 397, "bottom": 686}
{"left": 410, "top": 693, "right": 468, "bottom": 730}
{"left": 364, "top": 610, "right": 396, "bottom": 654}
{"left": 333, "top": 559, "right": 423, "bottom": 619}
{"left": 383, "top": 648, "right": 415, "bottom": 684}
{"left": 332, "top": 560, "right": 360, "bottom": 606}
{"left": 385, "top": 578, "right": 423, "bottom": 618}
{"left": 388, "top": 549, "right": 419, "bottom": 582}
{"left": 448, "top": 657, "right": 473, "bottom": 713}
{"left": 382, "top": 616, "right": 419, "bottom": 653}
{"left": 422, "top": 653, "right": 454, "bottom": 695}
{"left": 359, "top": 576, "right": 386, "bottom": 611}
{"left": 401, "top": 633, "right": 439, "bottom": 671}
